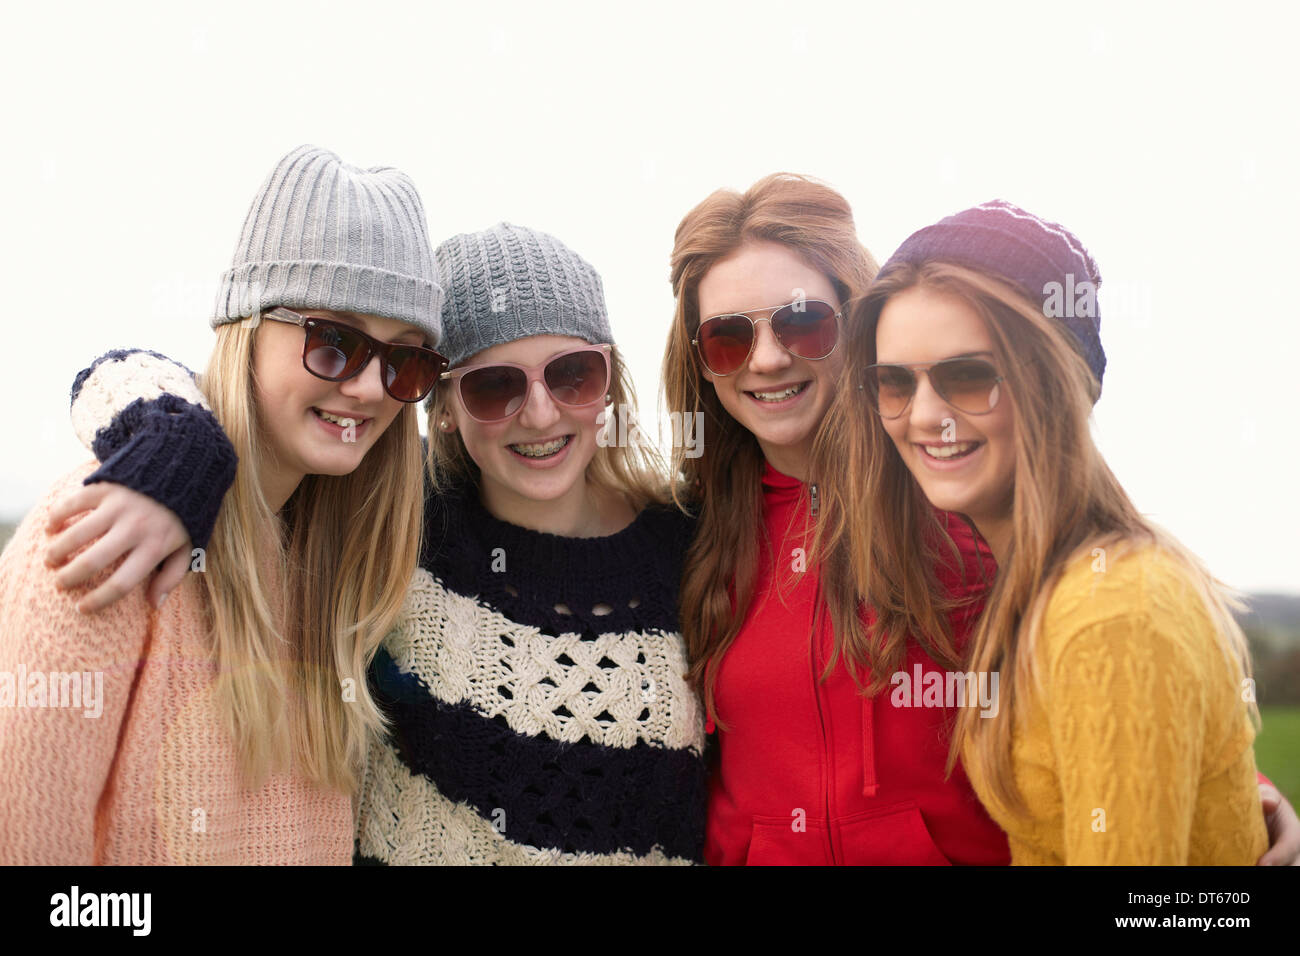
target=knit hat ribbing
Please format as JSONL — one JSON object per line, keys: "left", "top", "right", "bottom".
{"left": 883, "top": 200, "right": 1106, "bottom": 392}
{"left": 434, "top": 222, "right": 613, "bottom": 368}
{"left": 212, "top": 145, "right": 443, "bottom": 343}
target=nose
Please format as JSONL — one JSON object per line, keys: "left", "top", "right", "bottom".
{"left": 337, "top": 354, "right": 388, "bottom": 405}
{"left": 516, "top": 378, "right": 562, "bottom": 431}
{"left": 746, "top": 319, "right": 793, "bottom": 375}
{"left": 908, "top": 370, "right": 955, "bottom": 431}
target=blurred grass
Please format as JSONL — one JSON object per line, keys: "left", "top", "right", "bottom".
{"left": 1257, "top": 707, "right": 1300, "bottom": 807}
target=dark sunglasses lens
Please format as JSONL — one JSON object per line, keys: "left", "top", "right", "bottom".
{"left": 932, "top": 360, "right": 1001, "bottom": 413}
{"left": 304, "top": 322, "right": 368, "bottom": 380}
{"left": 459, "top": 365, "right": 529, "bottom": 421}
{"left": 383, "top": 348, "right": 441, "bottom": 402}
{"left": 544, "top": 350, "right": 608, "bottom": 405}
{"left": 772, "top": 300, "right": 838, "bottom": 359}
{"left": 867, "top": 365, "right": 917, "bottom": 417}
{"left": 697, "top": 315, "right": 754, "bottom": 374}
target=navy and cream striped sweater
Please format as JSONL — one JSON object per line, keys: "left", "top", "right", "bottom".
{"left": 357, "top": 483, "right": 707, "bottom": 864}
{"left": 68, "top": 349, "right": 709, "bottom": 865}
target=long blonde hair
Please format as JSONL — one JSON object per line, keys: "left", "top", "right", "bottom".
{"left": 816, "top": 260, "right": 1257, "bottom": 813}
{"left": 199, "top": 320, "right": 424, "bottom": 792}
{"left": 425, "top": 344, "right": 669, "bottom": 512}
{"left": 663, "top": 173, "right": 879, "bottom": 727}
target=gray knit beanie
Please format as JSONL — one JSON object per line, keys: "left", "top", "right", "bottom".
{"left": 212, "top": 145, "right": 443, "bottom": 343}
{"left": 434, "top": 222, "right": 613, "bottom": 367}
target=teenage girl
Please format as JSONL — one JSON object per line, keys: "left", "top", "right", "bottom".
{"left": 0, "top": 145, "right": 442, "bottom": 863}
{"left": 42, "top": 179, "right": 1300, "bottom": 865}
{"left": 42, "top": 222, "right": 707, "bottom": 865}
{"left": 818, "top": 200, "right": 1269, "bottom": 863}
{"left": 662, "top": 175, "right": 1296, "bottom": 865}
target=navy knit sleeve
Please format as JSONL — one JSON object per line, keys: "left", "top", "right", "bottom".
{"left": 69, "top": 350, "right": 237, "bottom": 549}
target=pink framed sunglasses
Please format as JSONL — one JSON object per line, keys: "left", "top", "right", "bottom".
{"left": 441, "top": 344, "right": 613, "bottom": 423}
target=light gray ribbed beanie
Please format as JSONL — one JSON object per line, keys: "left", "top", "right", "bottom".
{"left": 212, "top": 145, "right": 443, "bottom": 343}
{"left": 434, "top": 222, "right": 613, "bottom": 367}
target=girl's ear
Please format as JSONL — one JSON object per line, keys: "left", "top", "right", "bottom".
{"left": 437, "top": 395, "right": 460, "bottom": 434}
{"left": 426, "top": 386, "right": 457, "bottom": 435}
{"left": 437, "top": 410, "right": 459, "bottom": 434}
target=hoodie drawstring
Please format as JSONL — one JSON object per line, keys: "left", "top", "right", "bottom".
{"left": 861, "top": 692, "right": 879, "bottom": 797}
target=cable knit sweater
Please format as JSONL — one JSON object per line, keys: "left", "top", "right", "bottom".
{"left": 962, "top": 545, "right": 1268, "bottom": 865}
{"left": 65, "top": 349, "right": 709, "bottom": 865}
{"left": 355, "top": 484, "right": 707, "bottom": 865}
{"left": 0, "top": 465, "right": 353, "bottom": 865}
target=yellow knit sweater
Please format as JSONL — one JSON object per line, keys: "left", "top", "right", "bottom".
{"left": 964, "top": 544, "right": 1268, "bottom": 865}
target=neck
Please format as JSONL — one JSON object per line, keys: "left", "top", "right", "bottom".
{"left": 259, "top": 460, "right": 303, "bottom": 515}
{"left": 479, "top": 474, "right": 633, "bottom": 538}
{"left": 758, "top": 438, "right": 811, "bottom": 483}
{"left": 971, "top": 511, "right": 1013, "bottom": 565}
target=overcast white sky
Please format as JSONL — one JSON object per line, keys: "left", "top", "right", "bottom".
{"left": 2, "top": 1, "right": 1297, "bottom": 594}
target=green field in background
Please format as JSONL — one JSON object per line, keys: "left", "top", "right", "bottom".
{"left": 1258, "top": 707, "right": 1300, "bottom": 807}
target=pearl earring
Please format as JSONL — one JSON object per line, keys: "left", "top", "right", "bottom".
{"left": 439, "top": 420, "right": 450, "bottom": 430}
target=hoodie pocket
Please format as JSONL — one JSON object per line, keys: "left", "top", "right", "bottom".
{"left": 744, "top": 814, "right": 834, "bottom": 866}
{"left": 834, "top": 802, "right": 952, "bottom": 865}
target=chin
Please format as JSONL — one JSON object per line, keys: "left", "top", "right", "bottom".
{"left": 303, "top": 448, "right": 370, "bottom": 478}
{"left": 512, "top": 478, "right": 576, "bottom": 502}
{"left": 922, "top": 484, "right": 986, "bottom": 520}
{"left": 498, "top": 450, "right": 593, "bottom": 503}
{"left": 749, "top": 420, "right": 815, "bottom": 453}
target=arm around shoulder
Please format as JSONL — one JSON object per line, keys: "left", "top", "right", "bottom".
{"left": 70, "top": 349, "right": 236, "bottom": 549}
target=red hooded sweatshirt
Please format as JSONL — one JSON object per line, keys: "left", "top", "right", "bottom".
{"left": 704, "top": 462, "right": 1011, "bottom": 865}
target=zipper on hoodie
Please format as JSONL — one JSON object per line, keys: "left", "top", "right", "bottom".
{"left": 800, "top": 482, "right": 835, "bottom": 863}
{"left": 809, "top": 595, "right": 839, "bottom": 865}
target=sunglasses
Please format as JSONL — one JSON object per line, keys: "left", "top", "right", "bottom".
{"left": 262, "top": 307, "right": 449, "bottom": 403}
{"left": 441, "top": 344, "right": 613, "bottom": 423}
{"left": 863, "top": 356, "right": 1004, "bottom": 419}
{"left": 692, "top": 299, "right": 841, "bottom": 377}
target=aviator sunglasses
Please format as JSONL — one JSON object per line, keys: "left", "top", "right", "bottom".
{"left": 863, "top": 355, "right": 1005, "bottom": 419}
{"left": 263, "top": 307, "right": 449, "bottom": 403}
{"left": 692, "top": 299, "right": 841, "bottom": 376}
{"left": 441, "top": 344, "right": 613, "bottom": 423}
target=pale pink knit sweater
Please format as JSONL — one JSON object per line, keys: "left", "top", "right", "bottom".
{"left": 0, "top": 465, "right": 352, "bottom": 865}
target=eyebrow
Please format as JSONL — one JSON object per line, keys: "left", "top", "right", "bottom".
{"left": 702, "top": 298, "right": 834, "bottom": 319}
{"left": 887, "top": 350, "right": 996, "bottom": 359}
{"left": 874, "top": 350, "right": 997, "bottom": 364}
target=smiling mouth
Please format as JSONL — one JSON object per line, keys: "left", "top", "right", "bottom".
{"left": 918, "top": 440, "right": 982, "bottom": 460}
{"left": 313, "top": 408, "right": 368, "bottom": 427}
{"left": 746, "top": 382, "right": 810, "bottom": 403}
{"left": 509, "top": 435, "right": 572, "bottom": 459}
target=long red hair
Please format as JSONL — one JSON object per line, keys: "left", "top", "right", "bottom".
{"left": 662, "top": 173, "right": 878, "bottom": 726}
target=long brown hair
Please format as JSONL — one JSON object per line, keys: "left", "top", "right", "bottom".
{"left": 817, "top": 259, "right": 1256, "bottom": 813}
{"left": 663, "top": 173, "right": 878, "bottom": 726}
{"left": 201, "top": 321, "right": 423, "bottom": 792}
